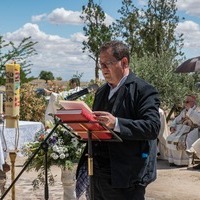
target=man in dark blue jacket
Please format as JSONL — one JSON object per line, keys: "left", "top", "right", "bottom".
{"left": 76, "top": 40, "right": 160, "bottom": 200}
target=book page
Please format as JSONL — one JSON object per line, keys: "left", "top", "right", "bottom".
{"left": 59, "top": 100, "right": 92, "bottom": 113}
{"left": 56, "top": 109, "right": 82, "bottom": 114}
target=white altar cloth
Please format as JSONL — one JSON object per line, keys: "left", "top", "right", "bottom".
{"left": 0, "top": 121, "right": 44, "bottom": 169}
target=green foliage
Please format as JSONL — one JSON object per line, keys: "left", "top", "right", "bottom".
{"left": 20, "top": 83, "right": 47, "bottom": 123}
{"left": 113, "top": 0, "right": 190, "bottom": 110}
{"left": 132, "top": 53, "right": 200, "bottom": 109}
{"left": 39, "top": 70, "right": 54, "bottom": 82}
{"left": 81, "top": 0, "right": 113, "bottom": 81}
{"left": 139, "top": 0, "right": 184, "bottom": 57}
{"left": 20, "top": 67, "right": 35, "bottom": 83}
{"left": 113, "top": 0, "right": 141, "bottom": 55}
{"left": 0, "top": 36, "right": 37, "bottom": 85}
{"left": 114, "top": 0, "right": 183, "bottom": 59}
{"left": 84, "top": 92, "right": 95, "bottom": 109}
{"left": 56, "top": 76, "right": 62, "bottom": 81}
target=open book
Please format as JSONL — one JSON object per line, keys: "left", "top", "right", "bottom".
{"left": 59, "top": 100, "right": 92, "bottom": 112}
{"left": 55, "top": 100, "right": 112, "bottom": 140}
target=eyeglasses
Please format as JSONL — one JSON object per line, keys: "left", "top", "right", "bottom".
{"left": 183, "top": 100, "right": 193, "bottom": 104}
{"left": 99, "top": 60, "right": 120, "bottom": 70}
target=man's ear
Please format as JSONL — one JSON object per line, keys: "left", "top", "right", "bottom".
{"left": 121, "top": 57, "right": 129, "bottom": 68}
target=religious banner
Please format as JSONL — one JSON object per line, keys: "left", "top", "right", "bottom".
{"left": 5, "top": 63, "right": 20, "bottom": 128}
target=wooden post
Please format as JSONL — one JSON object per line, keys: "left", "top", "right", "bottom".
{"left": 9, "top": 152, "right": 17, "bottom": 200}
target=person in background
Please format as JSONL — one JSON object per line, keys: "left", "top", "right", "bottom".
{"left": 157, "top": 108, "right": 170, "bottom": 160}
{"left": 166, "top": 95, "right": 200, "bottom": 166}
{"left": 68, "top": 78, "right": 81, "bottom": 93}
{"left": 75, "top": 40, "right": 160, "bottom": 200}
{"left": 186, "top": 136, "right": 200, "bottom": 169}
{"left": 45, "top": 77, "right": 82, "bottom": 124}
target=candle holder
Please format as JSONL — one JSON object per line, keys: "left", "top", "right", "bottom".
{"left": 1, "top": 114, "right": 19, "bottom": 200}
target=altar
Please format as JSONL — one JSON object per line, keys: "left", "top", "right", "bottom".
{"left": 0, "top": 121, "right": 44, "bottom": 169}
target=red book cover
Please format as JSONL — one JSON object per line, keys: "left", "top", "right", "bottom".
{"left": 65, "top": 122, "right": 112, "bottom": 140}
{"left": 76, "top": 130, "right": 112, "bottom": 140}
{"left": 55, "top": 101, "right": 112, "bottom": 140}
{"left": 55, "top": 108, "right": 94, "bottom": 122}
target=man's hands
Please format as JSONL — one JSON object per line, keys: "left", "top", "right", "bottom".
{"left": 185, "top": 104, "right": 192, "bottom": 111}
{"left": 93, "top": 111, "right": 116, "bottom": 129}
{"left": 170, "top": 127, "right": 176, "bottom": 134}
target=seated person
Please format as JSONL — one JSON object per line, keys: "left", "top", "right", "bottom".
{"left": 166, "top": 94, "right": 200, "bottom": 166}
{"left": 186, "top": 138, "right": 200, "bottom": 169}
{"left": 45, "top": 78, "right": 82, "bottom": 124}
{"left": 157, "top": 108, "right": 170, "bottom": 160}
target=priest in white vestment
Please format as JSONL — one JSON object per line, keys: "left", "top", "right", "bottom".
{"left": 45, "top": 78, "right": 82, "bottom": 124}
{"left": 157, "top": 108, "right": 170, "bottom": 160}
{"left": 166, "top": 95, "right": 200, "bottom": 166}
{"left": 186, "top": 137, "right": 200, "bottom": 168}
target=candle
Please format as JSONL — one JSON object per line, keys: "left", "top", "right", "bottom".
{"left": 5, "top": 63, "right": 20, "bottom": 128}
{"left": 0, "top": 93, "right": 3, "bottom": 113}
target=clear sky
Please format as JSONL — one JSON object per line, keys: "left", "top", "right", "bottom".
{"left": 0, "top": 0, "right": 200, "bottom": 81}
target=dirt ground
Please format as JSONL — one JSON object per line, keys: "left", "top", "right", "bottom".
{"left": 146, "top": 159, "right": 200, "bottom": 200}
{"left": 2, "top": 157, "right": 200, "bottom": 200}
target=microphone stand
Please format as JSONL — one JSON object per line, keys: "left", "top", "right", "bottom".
{"left": 42, "top": 140, "right": 49, "bottom": 200}
{"left": 1, "top": 120, "right": 72, "bottom": 200}
{"left": 65, "top": 84, "right": 99, "bottom": 100}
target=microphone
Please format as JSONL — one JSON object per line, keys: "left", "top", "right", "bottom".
{"left": 65, "top": 84, "right": 99, "bottom": 100}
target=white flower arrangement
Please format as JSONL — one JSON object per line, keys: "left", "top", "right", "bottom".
{"left": 22, "top": 121, "right": 85, "bottom": 189}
